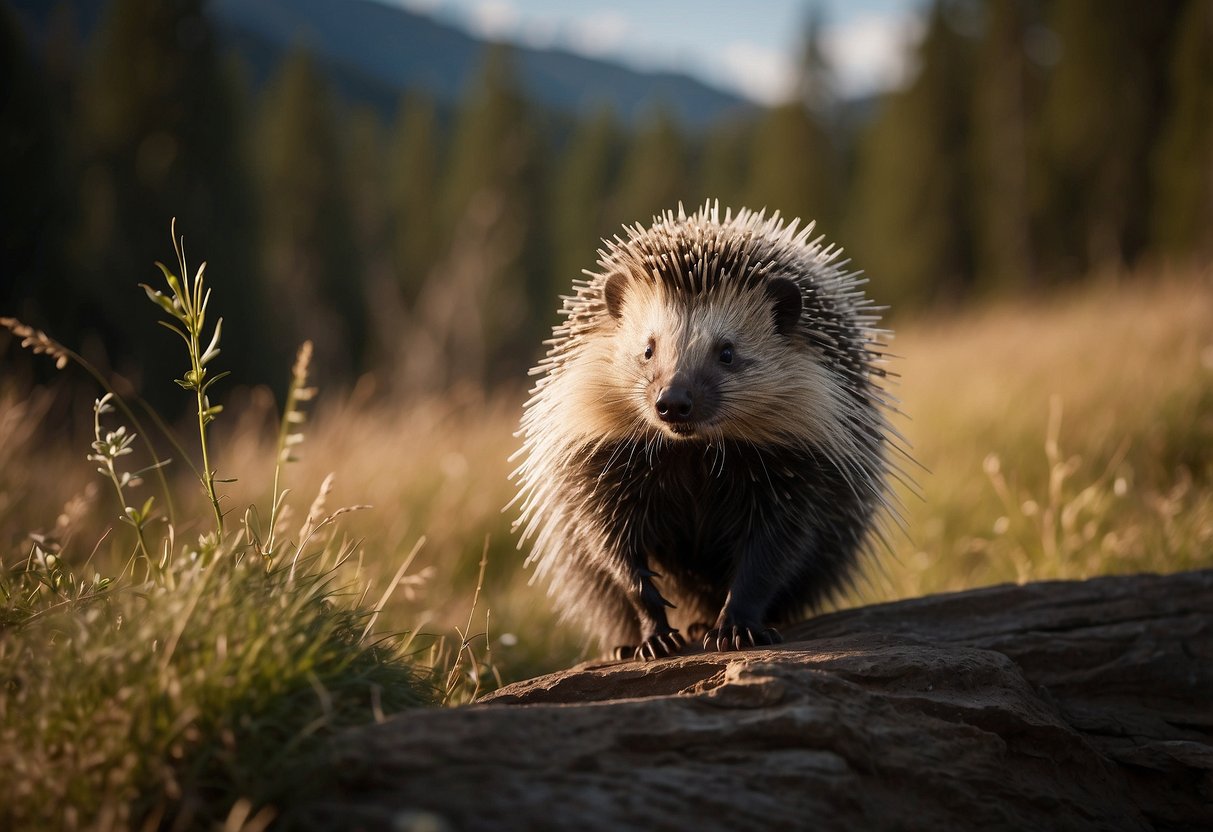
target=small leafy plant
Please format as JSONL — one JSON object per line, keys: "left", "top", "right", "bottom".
{"left": 0, "top": 222, "right": 434, "bottom": 831}
{"left": 142, "top": 226, "right": 228, "bottom": 538}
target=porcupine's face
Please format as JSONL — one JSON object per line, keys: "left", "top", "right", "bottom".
{"left": 598, "top": 269, "right": 836, "bottom": 444}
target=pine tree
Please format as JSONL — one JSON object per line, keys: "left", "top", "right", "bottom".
{"left": 1034, "top": 0, "right": 1185, "bottom": 275}
{"left": 746, "top": 11, "right": 841, "bottom": 231}
{"left": 697, "top": 119, "right": 753, "bottom": 212}
{"left": 347, "top": 105, "right": 410, "bottom": 375}
{"left": 550, "top": 108, "right": 622, "bottom": 296}
{"left": 405, "top": 44, "right": 548, "bottom": 391}
{"left": 388, "top": 92, "right": 442, "bottom": 303}
{"left": 614, "top": 107, "right": 691, "bottom": 226}
{"left": 347, "top": 106, "right": 392, "bottom": 272}
{"left": 440, "top": 45, "right": 544, "bottom": 246}
{"left": 1150, "top": 0, "right": 1213, "bottom": 259}
{"left": 846, "top": 0, "right": 978, "bottom": 309}
{"left": 970, "top": 0, "right": 1040, "bottom": 291}
{"left": 255, "top": 48, "right": 366, "bottom": 384}
{"left": 71, "top": 0, "right": 265, "bottom": 396}
{"left": 746, "top": 102, "right": 839, "bottom": 233}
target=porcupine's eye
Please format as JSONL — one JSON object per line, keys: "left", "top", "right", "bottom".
{"left": 643, "top": 339, "right": 654, "bottom": 361}
{"left": 718, "top": 343, "right": 734, "bottom": 365}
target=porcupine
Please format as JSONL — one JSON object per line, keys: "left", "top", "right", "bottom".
{"left": 511, "top": 202, "right": 901, "bottom": 660}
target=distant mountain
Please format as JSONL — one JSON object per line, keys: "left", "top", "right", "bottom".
{"left": 10, "top": 0, "right": 754, "bottom": 126}
{"left": 211, "top": 0, "right": 753, "bottom": 126}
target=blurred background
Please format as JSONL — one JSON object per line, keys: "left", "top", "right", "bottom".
{"left": 2, "top": 0, "right": 1211, "bottom": 677}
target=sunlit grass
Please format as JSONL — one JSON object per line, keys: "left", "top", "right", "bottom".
{"left": 879, "top": 267, "right": 1213, "bottom": 598}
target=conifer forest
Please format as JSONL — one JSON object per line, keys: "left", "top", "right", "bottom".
{"left": 4, "top": 0, "right": 1209, "bottom": 402}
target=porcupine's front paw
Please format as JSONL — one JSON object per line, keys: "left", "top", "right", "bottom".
{"left": 703, "top": 615, "right": 782, "bottom": 652}
{"left": 613, "top": 628, "right": 686, "bottom": 661}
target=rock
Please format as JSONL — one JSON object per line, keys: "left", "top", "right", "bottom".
{"left": 288, "top": 570, "right": 1213, "bottom": 831}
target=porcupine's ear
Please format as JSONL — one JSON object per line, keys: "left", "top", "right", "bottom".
{"left": 602, "top": 271, "right": 628, "bottom": 320}
{"left": 766, "top": 276, "right": 802, "bottom": 335}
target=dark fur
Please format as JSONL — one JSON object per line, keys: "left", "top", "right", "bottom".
{"left": 569, "top": 439, "right": 875, "bottom": 642}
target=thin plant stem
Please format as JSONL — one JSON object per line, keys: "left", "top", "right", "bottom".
{"left": 0, "top": 318, "right": 179, "bottom": 526}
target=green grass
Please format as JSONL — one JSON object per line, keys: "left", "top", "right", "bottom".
{"left": 0, "top": 541, "right": 431, "bottom": 830}
{"left": 1, "top": 227, "right": 439, "bottom": 831}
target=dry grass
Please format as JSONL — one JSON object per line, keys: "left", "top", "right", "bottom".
{"left": 209, "top": 383, "right": 575, "bottom": 681}
{"left": 879, "top": 266, "right": 1213, "bottom": 598}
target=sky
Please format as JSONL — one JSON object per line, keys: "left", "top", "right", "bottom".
{"left": 387, "top": 0, "right": 930, "bottom": 103}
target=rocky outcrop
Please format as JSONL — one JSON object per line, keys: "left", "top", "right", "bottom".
{"left": 291, "top": 570, "right": 1213, "bottom": 831}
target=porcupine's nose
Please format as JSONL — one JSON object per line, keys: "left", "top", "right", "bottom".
{"left": 655, "top": 386, "right": 694, "bottom": 423}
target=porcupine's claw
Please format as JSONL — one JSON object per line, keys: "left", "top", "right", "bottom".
{"left": 703, "top": 621, "right": 782, "bottom": 652}
{"left": 612, "top": 629, "right": 687, "bottom": 661}
{"left": 636, "top": 628, "right": 686, "bottom": 661}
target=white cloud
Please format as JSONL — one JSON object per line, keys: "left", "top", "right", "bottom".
{"left": 712, "top": 10, "right": 924, "bottom": 105}
{"left": 395, "top": 0, "right": 443, "bottom": 13}
{"left": 516, "top": 17, "right": 559, "bottom": 50}
{"left": 717, "top": 41, "right": 796, "bottom": 105}
{"left": 465, "top": 0, "right": 521, "bottom": 41}
{"left": 383, "top": 0, "right": 924, "bottom": 103}
{"left": 822, "top": 12, "right": 924, "bottom": 98}
{"left": 566, "top": 11, "right": 632, "bottom": 58}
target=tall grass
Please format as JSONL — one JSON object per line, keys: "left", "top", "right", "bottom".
{"left": 879, "top": 267, "right": 1213, "bottom": 597}
{"left": 0, "top": 226, "right": 436, "bottom": 830}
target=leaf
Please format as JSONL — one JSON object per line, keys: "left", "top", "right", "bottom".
{"left": 200, "top": 317, "right": 223, "bottom": 366}
{"left": 200, "top": 370, "right": 231, "bottom": 394}
{"left": 142, "top": 284, "right": 180, "bottom": 319}
{"left": 154, "top": 262, "right": 183, "bottom": 298}
{"left": 193, "top": 266, "right": 208, "bottom": 319}
{"left": 157, "top": 319, "right": 191, "bottom": 346}
{"left": 195, "top": 289, "right": 207, "bottom": 332}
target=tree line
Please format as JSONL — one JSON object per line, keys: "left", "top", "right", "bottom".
{"left": 2, "top": 0, "right": 1209, "bottom": 405}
